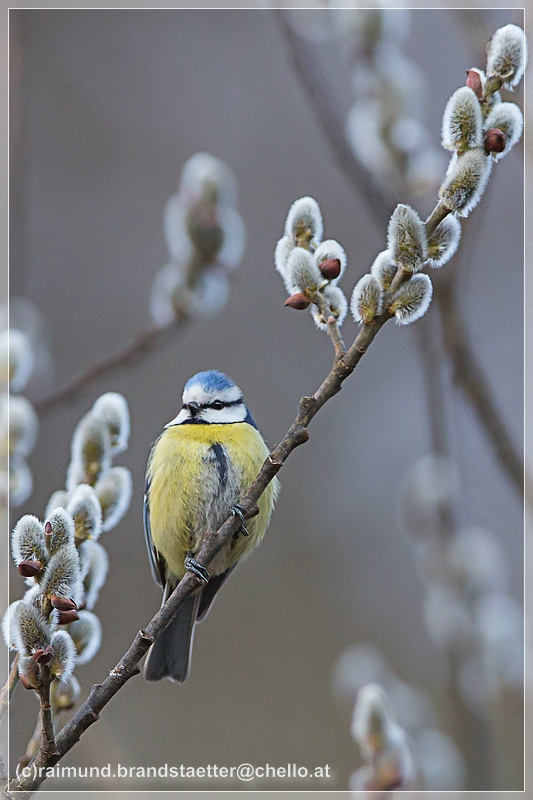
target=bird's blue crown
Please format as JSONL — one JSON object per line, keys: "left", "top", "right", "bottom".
{"left": 184, "top": 370, "right": 237, "bottom": 394}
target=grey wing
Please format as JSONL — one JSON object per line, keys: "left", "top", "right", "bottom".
{"left": 143, "top": 477, "right": 166, "bottom": 588}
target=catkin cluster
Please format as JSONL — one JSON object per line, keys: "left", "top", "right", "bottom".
{"left": 333, "top": 644, "right": 465, "bottom": 791}
{"left": 336, "top": 4, "right": 444, "bottom": 199}
{"left": 150, "top": 153, "right": 246, "bottom": 326}
{"left": 439, "top": 24, "right": 525, "bottom": 216}
{"left": 402, "top": 455, "right": 523, "bottom": 718}
{"left": 350, "top": 683, "right": 414, "bottom": 791}
{"left": 3, "top": 392, "right": 132, "bottom": 713}
{"left": 277, "top": 25, "right": 525, "bottom": 333}
{"left": 0, "top": 329, "right": 39, "bottom": 507}
{"left": 275, "top": 197, "right": 348, "bottom": 330}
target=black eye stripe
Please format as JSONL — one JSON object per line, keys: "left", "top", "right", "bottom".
{"left": 183, "top": 399, "right": 243, "bottom": 410}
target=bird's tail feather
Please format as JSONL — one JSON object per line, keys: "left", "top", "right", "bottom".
{"left": 144, "top": 590, "right": 200, "bottom": 682}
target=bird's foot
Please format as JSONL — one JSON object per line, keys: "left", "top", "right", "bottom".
{"left": 185, "top": 555, "right": 210, "bottom": 584}
{"left": 232, "top": 503, "right": 249, "bottom": 537}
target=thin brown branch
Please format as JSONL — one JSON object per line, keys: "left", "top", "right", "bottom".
{"left": 34, "top": 319, "right": 185, "bottom": 414}
{"left": 0, "top": 655, "right": 19, "bottom": 725}
{"left": 274, "top": 7, "right": 525, "bottom": 499}
{"left": 36, "top": 669, "right": 57, "bottom": 762}
{"left": 314, "top": 293, "right": 346, "bottom": 358}
{"left": 10, "top": 298, "right": 394, "bottom": 794}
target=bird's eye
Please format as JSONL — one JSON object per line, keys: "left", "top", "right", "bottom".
{"left": 212, "top": 400, "right": 224, "bottom": 410}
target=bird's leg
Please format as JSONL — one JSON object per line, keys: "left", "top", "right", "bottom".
{"left": 184, "top": 554, "right": 210, "bottom": 584}
{"left": 231, "top": 504, "right": 249, "bottom": 537}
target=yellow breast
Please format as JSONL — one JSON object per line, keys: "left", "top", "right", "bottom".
{"left": 147, "top": 422, "right": 279, "bottom": 580}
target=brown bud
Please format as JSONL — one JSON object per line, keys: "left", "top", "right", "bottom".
{"left": 284, "top": 293, "right": 310, "bottom": 310}
{"left": 17, "top": 560, "right": 42, "bottom": 578}
{"left": 44, "top": 521, "right": 53, "bottom": 536}
{"left": 318, "top": 258, "right": 341, "bottom": 281}
{"left": 57, "top": 609, "right": 79, "bottom": 625}
{"left": 19, "top": 673, "right": 35, "bottom": 690}
{"left": 32, "top": 646, "right": 54, "bottom": 665}
{"left": 50, "top": 595, "right": 78, "bottom": 612}
{"left": 484, "top": 127, "right": 506, "bottom": 154}
{"left": 465, "top": 69, "right": 483, "bottom": 98}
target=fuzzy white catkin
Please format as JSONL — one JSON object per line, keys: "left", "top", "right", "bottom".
{"left": 484, "top": 102, "right": 524, "bottom": 161}
{"left": 352, "top": 682, "right": 415, "bottom": 790}
{"left": 311, "top": 286, "right": 348, "bottom": 331}
{"left": 447, "top": 526, "right": 509, "bottom": 595}
{"left": 53, "top": 674, "right": 81, "bottom": 709}
{"left": 45, "top": 508, "right": 76, "bottom": 555}
{"left": 66, "top": 484, "right": 103, "bottom": 542}
{"left": 186, "top": 268, "right": 230, "bottom": 320}
{"left": 426, "top": 216, "right": 461, "bottom": 268}
{"left": 163, "top": 196, "right": 195, "bottom": 267}
{"left": 390, "top": 273, "right": 433, "bottom": 325}
{"left": 439, "top": 149, "right": 491, "bottom": 217}
{"left": 287, "top": 247, "right": 322, "bottom": 295}
{"left": 79, "top": 540, "right": 109, "bottom": 609}
{"left": 40, "top": 545, "right": 81, "bottom": 603}
{"left": 92, "top": 393, "right": 130, "bottom": 455}
{"left": 150, "top": 262, "right": 187, "bottom": 328}
{"left": 68, "top": 610, "right": 102, "bottom": 665}
{"left": 0, "top": 329, "right": 34, "bottom": 392}
{"left": 2, "top": 601, "right": 21, "bottom": 649}
{"left": 9, "top": 455, "right": 33, "bottom": 507}
{"left": 179, "top": 152, "right": 238, "bottom": 209}
{"left": 12, "top": 602, "right": 51, "bottom": 655}
{"left": 4, "top": 394, "right": 38, "bottom": 458}
{"left": 313, "top": 239, "right": 347, "bottom": 282}
{"left": 216, "top": 205, "right": 246, "bottom": 270}
{"left": 67, "top": 412, "right": 112, "bottom": 490}
{"left": 370, "top": 250, "right": 397, "bottom": 290}
{"left": 352, "top": 683, "right": 394, "bottom": 756}
{"left": 284, "top": 197, "right": 323, "bottom": 244}
{"left": 274, "top": 235, "right": 296, "bottom": 293}
{"left": 486, "top": 24, "right": 528, "bottom": 90}
{"left": 94, "top": 466, "right": 132, "bottom": 532}
{"left": 11, "top": 514, "right": 46, "bottom": 566}
{"left": 351, "top": 274, "right": 383, "bottom": 324}
{"left": 49, "top": 630, "right": 77, "bottom": 682}
{"left": 387, "top": 204, "right": 428, "bottom": 272}
{"left": 441, "top": 87, "right": 482, "bottom": 152}
{"left": 423, "top": 584, "right": 473, "bottom": 649}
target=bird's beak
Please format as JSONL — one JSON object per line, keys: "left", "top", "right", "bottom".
{"left": 186, "top": 401, "right": 201, "bottom": 416}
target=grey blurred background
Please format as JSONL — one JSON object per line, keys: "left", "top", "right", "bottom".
{"left": 5, "top": 6, "right": 525, "bottom": 793}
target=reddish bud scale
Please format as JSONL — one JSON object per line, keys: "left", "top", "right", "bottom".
{"left": 285, "top": 293, "right": 310, "bottom": 310}
{"left": 484, "top": 127, "right": 506, "bottom": 154}
{"left": 17, "top": 560, "right": 42, "bottom": 578}
{"left": 465, "top": 69, "right": 483, "bottom": 98}
{"left": 33, "top": 646, "right": 54, "bottom": 665}
{"left": 44, "top": 521, "right": 53, "bottom": 535}
{"left": 57, "top": 609, "right": 80, "bottom": 625}
{"left": 19, "top": 674, "right": 34, "bottom": 690}
{"left": 51, "top": 595, "right": 78, "bottom": 612}
{"left": 318, "top": 258, "right": 341, "bottom": 281}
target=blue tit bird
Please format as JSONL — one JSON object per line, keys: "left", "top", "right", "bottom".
{"left": 143, "top": 369, "right": 279, "bottom": 683}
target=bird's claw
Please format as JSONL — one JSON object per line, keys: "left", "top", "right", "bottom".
{"left": 185, "top": 556, "right": 210, "bottom": 584}
{"left": 232, "top": 504, "right": 249, "bottom": 537}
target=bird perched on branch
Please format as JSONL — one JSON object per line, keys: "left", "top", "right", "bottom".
{"left": 143, "top": 369, "right": 279, "bottom": 682}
